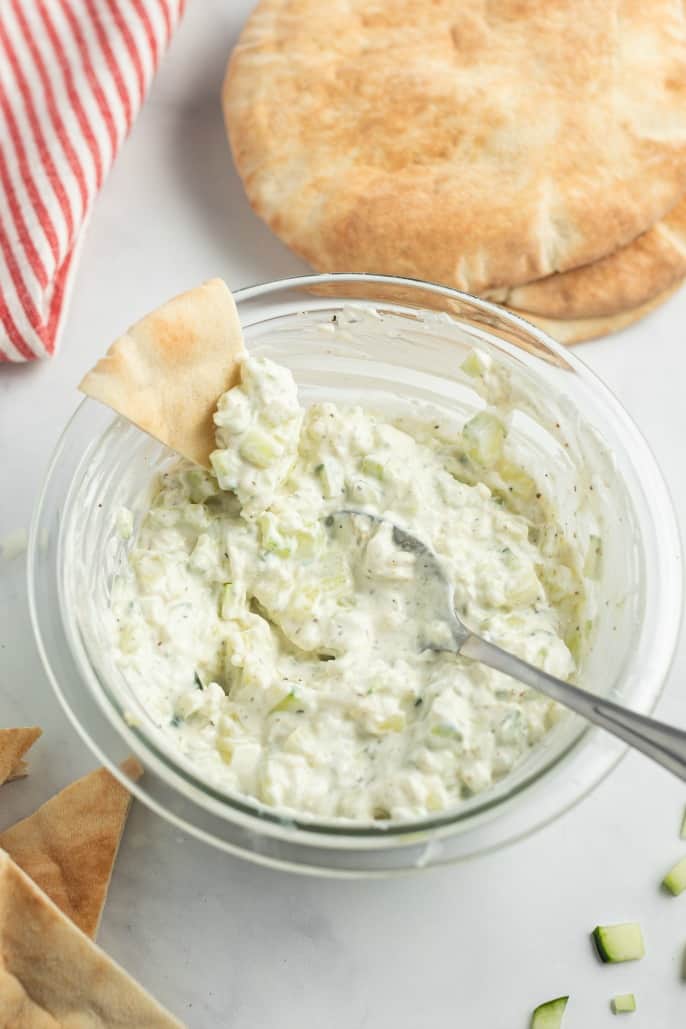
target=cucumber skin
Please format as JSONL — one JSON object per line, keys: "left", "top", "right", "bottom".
{"left": 592, "top": 924, "right": 644, "bottom": 964}
{"left": 531, "top": 996, "right": 568, "bottom": 1028}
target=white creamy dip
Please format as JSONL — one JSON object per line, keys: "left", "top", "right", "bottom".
{"left": 111, "top": 354, "right": 586, "bottom": 821}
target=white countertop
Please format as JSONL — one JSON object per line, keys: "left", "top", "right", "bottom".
{"left": 1, "top": 4, "right": 685, "bottom": 1026}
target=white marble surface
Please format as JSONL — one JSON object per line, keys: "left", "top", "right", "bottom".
{"left": 1, "top": 3, "right": 686, "bottom": 1025}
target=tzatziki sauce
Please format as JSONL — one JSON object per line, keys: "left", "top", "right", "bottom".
{"left": 110, "top": 354, "right": 586, "bottom": 821}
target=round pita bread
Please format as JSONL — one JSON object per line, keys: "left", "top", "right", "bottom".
{"left": 490, "top": 197, "right": 686, "bottom": 318}
{"left": 509, "top": 277, "right": 683, "bottom": 345}
{"left": 224, "top": 0, "right": 686, "bottom": 295}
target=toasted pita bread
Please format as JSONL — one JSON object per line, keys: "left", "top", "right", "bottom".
{"left": 80, "top": 279, "right": 246, "bottom": 468}
{"left": 0, "top": 728, "right": 41, "bottom": 786}
{"left": 224, "top": 0, "right": 686, "bottom": 295}
{"left": 509, "top": 278, "right": 683, "bottom": 345}
{"left": 0, "top": 851, "right": 182, "bottom": 1027}
{"left": 490, "top": 197, "right": 686, "bottom": 319}
{"left": 0, "top": 759, "right": 143, "bottom": 940}
{"left": 5, "top": 760, "right": 28, "bottom": 783}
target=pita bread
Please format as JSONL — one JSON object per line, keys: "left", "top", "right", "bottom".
{"left": 0, "top": 759, "right": 143, "bottom": 940}
{"left": 0, "top": 728, "right": 41, "bottom": 786}
{"left": 490, "top": 197, "right": 686, "bottom": 319}
{"left": 509, "top": 277, "right": 684, "bottom": 345}
{"left": 0, "top": 851, "right": 182, "bottom": 1027}
{"left": 80, "top": 279, "right": 246, "bottom": 468}
{"left": 223, "top": 0, "right": 686, "bottom": 295}
{"left": 5, "top": 760, "right": 28, "bottom": 783}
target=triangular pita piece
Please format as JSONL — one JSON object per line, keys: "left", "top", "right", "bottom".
{"left": 79, "top": 278, "right": 246, "bottom": 468}
{"left": 0, "top": 851, "right": 183, "bottom": 1027}
{"left": 0, "top": 727, "right": 41, "bottom": 786}
{"left": 0, "top": 758, "right": 143, "bottom": 940}
{"left": 5, "top": 760, "right": 28, "bottom": 783}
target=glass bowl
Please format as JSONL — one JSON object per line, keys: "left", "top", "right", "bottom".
{"left": 28, "top": 274, "right": 682, "bottom": 876}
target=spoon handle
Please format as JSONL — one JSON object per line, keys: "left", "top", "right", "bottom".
{"left": 460, "top": 633, "right": 686, "bottom": 782}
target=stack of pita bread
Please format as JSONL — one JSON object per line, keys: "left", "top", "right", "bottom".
{"left": 0, "top": 728, "right": 182, "bottom": 1027}
{"left": 222, "top": 0, "right": 686, "bottom": 342}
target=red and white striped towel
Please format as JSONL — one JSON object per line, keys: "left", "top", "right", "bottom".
{"left": 0, "top": 0, "right": 184, "bottom": 362}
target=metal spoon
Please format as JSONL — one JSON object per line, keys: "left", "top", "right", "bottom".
{"left": 328, "top": 510, "right": 686, "bottom": 782}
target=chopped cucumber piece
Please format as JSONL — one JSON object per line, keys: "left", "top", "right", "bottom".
{"left": 316, "top": 458, "right": 344, "bottom": 498}
{"left": 258, "top": 512, "right": 296, "bottom": 557}
{"left": 377, "top": 713, "right": 406, "bottom": 733}
{"left": 497, "top": 459, "right": 537, "bottom": 502}
{"left": 564, "top": 627, "right": 583, "bottom": 664}
{"left": 239, "top": 428, "right": 283, "bottom": 468}
{"left": 213, "top": 386, "right": 250, "bottom": 433}
{"left": 209, "top": 449, "right": 236, "bottom": 488}
{"left": 680, "top": 806, "right": 686, "bottom": 839}
{"left": 361, "top": 454, "right": 386, "bottom": 479}
{"left": 592, "top": 923, "right": 645, "bottom": 963}
{"left": 611, "top": 994, "right": 636, "bottom": 1014}
{"left": 462, "top": 411, "right": 507, "bottom": 467}
{"left": 183, "top": 467, "right": 216, "bottom": 503}
{"left": 431, "top": 723, "right": 463, "bottom": 741}
{"left": 662, "top": 856, "right": 686, "bottom": 895}
{"left": 271, "top": 690, "right": 302, "bottom": 714}
{"left": 530, "top": 996, "right": 568, "bottom": 1028}
{"left": 116, "top": 507, "right": 133, "bottom": 540}
{"left": 461, "top": 350, "right": 488, "bottom": 378}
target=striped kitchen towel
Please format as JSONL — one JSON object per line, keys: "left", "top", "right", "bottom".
{"left": 0, "top": 0, "right": 185, "bottom": 362}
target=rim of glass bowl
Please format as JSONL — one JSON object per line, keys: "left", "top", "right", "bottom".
{"left": 28, "top": 273, "right": 683, "bottom": 870}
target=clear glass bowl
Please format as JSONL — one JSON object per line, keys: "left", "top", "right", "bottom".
{"left": 28, "top": 274, "right": 682, "bottom": 876}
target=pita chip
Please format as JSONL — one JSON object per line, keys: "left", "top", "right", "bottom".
{"left": 5, "top": 760, "right": 28, "bottom": 783}
{"left": 0, "top": 758, "right": 143, "bottom": 940}
{"left": 0, "top": 727, "right": 41, "bottom": 786}
{"left": 0, "top": 851, "right": 183, "bottom": 1027}
{"left": 79, "top": 278, "right": 246, "bottom": 468}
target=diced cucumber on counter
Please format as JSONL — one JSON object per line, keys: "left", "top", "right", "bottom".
{"left": 592, "top": 923, "right": 645, "bottom": 964}
{"left": 611, "top": 993, "right": 636, "bottom": 1015}
{"left": 662, "top": 856, "right": 686, "bottom": 896}
{"left": 530, "top": 996, "right": 568, "bottom": 1028}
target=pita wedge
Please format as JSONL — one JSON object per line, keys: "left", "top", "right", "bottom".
{"left": 510, "top": 278, "right": 684, "bottom": 346}
{"left": 0, "top": 758, "right": 142, "bottom": 940}
{"left": 5, "top": 760, "right": 28, "bottom": 783}
{"left": 80, "top": 279, "right": 246, "bottom": 468}
{"left": 491, "top": 197, "right": 686, "bottom": 319}
{"left": 0, "top": 851, "right": 182, "bottom": 1027}
{"left": 0, "top": 727, "right": 41, "bottom": 786}
{"left": 224, "top": 0, "right": 686, "bottom": 295}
